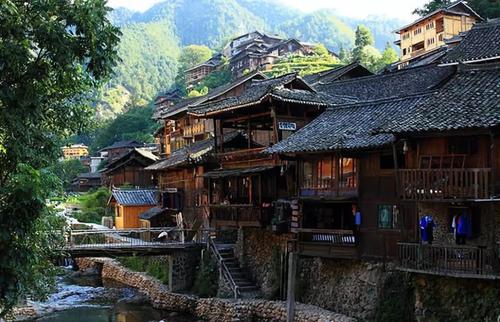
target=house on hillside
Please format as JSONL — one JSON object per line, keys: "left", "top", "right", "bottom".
{"left": 101, "top": 148, "right": 159, "bottom": 188}
{"left": 62, "top": 144, "right": 89, "bottom": 160}
{"left": 394, "top": 0, "right": 482, "bottom": 69}
{"left": 185, "top": 53, "right": 224, "bottom": 87}
{"left": 108, "top": 189, "right": 159, "bottom": 229}
{"left": 99, "top": 140, "right": 146, "bottom": 161}
{"left": 70, "top": 172, "right": 102, "bottom": 192}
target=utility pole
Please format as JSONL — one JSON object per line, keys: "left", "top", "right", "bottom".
{"left": 286, "top": 252, "right": 298, "bottom": 322}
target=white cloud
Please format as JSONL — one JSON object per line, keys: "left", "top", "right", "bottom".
{"left": 106, "top": 0, "right": 428, "bottom": 20}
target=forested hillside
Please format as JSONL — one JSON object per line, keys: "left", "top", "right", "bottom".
{"left": 96, "top": 0, "right": 404, "bottom": 121}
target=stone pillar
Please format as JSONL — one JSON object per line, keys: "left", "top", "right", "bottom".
{"left": 168, "top": 250, "right": 200, "bottom": 292}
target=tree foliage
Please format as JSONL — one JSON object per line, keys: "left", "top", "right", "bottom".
{"left": 413, "top": 0, "right": 500, "bottom": 19}
{"left": 48, "top": 159, "right": 87, "bottom": 191}
{"left": 0, "top": 0, "right": 120, "bottom": 315}
{"left": 91, "top": 106, "right": 158, "bottom": 152}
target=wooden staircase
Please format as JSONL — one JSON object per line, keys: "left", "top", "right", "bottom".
{"left": 217, "top": 246, "right": 261, "bottom": 299}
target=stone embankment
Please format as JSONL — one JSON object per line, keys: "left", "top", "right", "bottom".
{"left": 76, "top": 257, "right": 355, "bottom": 322}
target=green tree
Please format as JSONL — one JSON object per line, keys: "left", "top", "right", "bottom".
{"left": 91, "top": 106, "right": 158, "bottom": 152}
{"left": 377, "top": 42, "right": 399, "bottom": 70}
{"left": 0, "top": 0, "right": 120, "bottom": 315}
{"left": 413, "top": 0, "right": 500, "bottom": 19}
{"left": 359, "top": 45, "right": 383, "bottom": 72}
{"left": 178, "top": 45, "right": 213, "bottom": 72}
{"left": 353, "top": 25, "right": 375, "bottom": 60}
{"left": 413, "top": 0, "right": 451, "bottom": 16}
{"left": 48, "top": 159, "right": 87, "bottom": 191}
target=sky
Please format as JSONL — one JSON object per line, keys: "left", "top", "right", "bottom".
{"left": 107, "top": 0, "right": 429, "bottom": 20}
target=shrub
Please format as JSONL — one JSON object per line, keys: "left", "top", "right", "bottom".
{"left": 193, "top": 253, "right": 218, "bottom": 297}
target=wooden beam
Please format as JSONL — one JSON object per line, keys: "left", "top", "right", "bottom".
{"left": 286, "top": 252, "right": 297, "bottom": 322}
{"left": 223, "top": 111, "right": 271, "bottom": 124}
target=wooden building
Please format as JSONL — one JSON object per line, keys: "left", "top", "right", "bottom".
{"left": 148, "top": 72, "right": 267, "bottom": 228}
{"left": 99, "top": 140, "right": 146, "bottom": 162}
{"left": 303, "top": 62, "right": 373, "bottom": 86}
{"left": 188, "top": 73, "right": 352, "bottom": 229}
{"left": 266, "top": 62, "right": 461, "bottom": 260}
{"left": 185, "top": 53, "right": 224, "bottom": 87}
{"left": 379, "top": 62, "right": 500, "bottom": 279}
{"left": 394, "top": 0, "right": 482, "bottom": 68}
{"left": 70, "top": 172, "right": 102, "bottom": 192}
{"left": 101, "top": 148, "right": 159, "bottom": 188}
{"left": 108, "top": 189, "right": 159, "bottom": 229}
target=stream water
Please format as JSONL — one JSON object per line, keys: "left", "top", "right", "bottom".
{"left": 22, "top": 267, "right": 198, "bottom": 322}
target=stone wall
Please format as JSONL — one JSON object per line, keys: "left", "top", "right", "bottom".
{"left": 75, "top": 257, "right": 355, "bottom": 322}
{"left": 413, "top": 274, "right": 500, "bottom": 322}
{"left": 169, "top": 251, "right": 200, "bottom": 292}
{"left": 235, "top": 227, "right": 292, "bottom": 298}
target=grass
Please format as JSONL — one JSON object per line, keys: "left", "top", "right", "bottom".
{"left": 119, "top": 256, "right": 169, "bottom": 285}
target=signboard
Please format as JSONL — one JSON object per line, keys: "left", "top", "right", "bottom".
{"left": 164, "top": 188, "right": 178, "bottom": 193}
{"left": 278, "top": 121, "right": 297, "bottom": 131}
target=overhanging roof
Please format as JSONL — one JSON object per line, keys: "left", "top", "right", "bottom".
{"left": 203, "top": 166, "right": 277, "bottom": 179}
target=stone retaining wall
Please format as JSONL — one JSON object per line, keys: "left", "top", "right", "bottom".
{"left": 76, "top": 257, "right": 355, "bottom": 322}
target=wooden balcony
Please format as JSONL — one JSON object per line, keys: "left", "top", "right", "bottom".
{"left": 398, "top": 168, "right": 491, "bottom": 200}
{"left": 210, "top": 204, "right": 262, "bottom": 227}
{"left": 292, "top": 228, "right": 359, "bottom": 259}
{"left": 410, "top": 48, "right": 425, "bottom": 58}
{"left": 183, "top": 122, "right": 205, "bottom": 138}
{"left": 300, "top": 177, "right": 358, "bottom": 199}
{"left": 398, "top": 243, "right": 499, "bottom": 279}
{"left": 217, "top": 147, "right": 274, "bottom": 166}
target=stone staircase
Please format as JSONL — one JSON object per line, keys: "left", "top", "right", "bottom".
{"left": 217, "top": 245, "right": 261, "bottom": 299}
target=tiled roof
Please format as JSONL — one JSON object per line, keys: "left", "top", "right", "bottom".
{"left": 203, "top": 165, "right": 277, "bottom": 178}
{"left": 303, "top": 62, "right": 372, "bottom": 85}
{"left": 266, "top": 95, "right": 429, "bottom": 154}
{"left": 99, "top": 140, "right": 144, "bottom": 152}
{"left": 103, "top": 148, "right": 159, "bottom": 174}
{"left": 139, "top": 207, "right": 165, "bottom": 220}
{"left": 145, "top": 131, "right": 243, "bottom": 171}
{"left": 154, "top": 71, "right": 266, "bottom": 120}
{"left": 441, "top": 19, "right": 500, "bottom": 64}
{"left": 111, "top": 189, "right": 158, "bottom": 206}
{"left": 189, "top": 73, "right": 354, "bottom": 116}
{"left": 316, "top": 64, "right": 455, "bottom": 101}
{"left": 379, "top": 64, "right": 500, "bottom": 134}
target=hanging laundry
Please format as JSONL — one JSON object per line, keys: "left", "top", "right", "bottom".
{"left": 420, "top": 215, "right": 436, "bottom": 244}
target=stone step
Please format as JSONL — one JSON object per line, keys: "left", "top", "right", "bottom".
{"left": 238, "top": 285, "right": 259, "bottom": 292}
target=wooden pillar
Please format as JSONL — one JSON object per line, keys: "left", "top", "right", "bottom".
{"left": 213, "top": 119, "right": 219, "bottom": 153}
{"left": 286, "top": 252, "right": 298, "bottom": 322}
{"left": 271, "top": 105, "right": 279, "bottom": 144}
{"left": 335, "top": 153, "right": 340, "bottom": 197}
{"left": 218, "top": 119, "right": 225, "bottom": 153}
{"left": 392, "top": 141, "right": 400, "bottom": 197}
{"left": 247, "top": 120, "right": 252, "bottom": 149}
{"left": 489, "top": 131, "right": 496, "bottom": 197}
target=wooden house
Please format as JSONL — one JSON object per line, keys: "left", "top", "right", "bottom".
{"left": 108, "top": 189, "right": 159, "bottom": 229}
{"left": 379, "top": 62, "right": 500, "bottom": 279}
{"left": 267, "top": 63, "right": 459, "bottom": 260}
{"left": 148, "top": 72, "right": 267, "bottom": 227}
{"left": 185, "top": 53, "right": 224, "bottom": 87}
{"left": 101, "top": 148, "right": 159, "bottom": 188}
{"left": 394, "top": 0, "right": 482, "bottom": 68}
{"left": 70, "top": 172, "right": 102, "bottom": 192}
{"left": 188, "top": 73, "right": 352, "bottom": 229}
{"left": 303, "top": 62, "right": 373, "bottom": 86}
{"left": 99, "top": 140, "right": 145, "bottom": 162}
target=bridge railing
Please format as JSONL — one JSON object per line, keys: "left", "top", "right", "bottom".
{"left": 66, "top": 227, "right": 213, "bottom": 249}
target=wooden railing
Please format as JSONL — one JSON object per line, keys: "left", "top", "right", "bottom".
{"left": 183, "top": 122, "right": 205, "bottom": 137}
{"left": 398, "top": 168, "right": 491, "bottom": 200}
{"left": 294, "top": 228, "right": 356, "bottom": 245}
{"left": 217, "top": 147, "right": 272, "bottom": 163}
{"left": 398, "top": 242, "right": 499, "bottom": 278}
{"left": 210, "top": 204, "right": 262, "bottom": 226}
{"left": 300, "top": 177, "right": 357, "bottom": 198}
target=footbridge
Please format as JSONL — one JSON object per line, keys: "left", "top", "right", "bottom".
{"left": 64, "top": 227, "right": 208, "bottom": 257}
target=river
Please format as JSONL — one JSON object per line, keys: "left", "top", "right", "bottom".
{"left": 22, "top": 267, "right": 199, "bottom": 322}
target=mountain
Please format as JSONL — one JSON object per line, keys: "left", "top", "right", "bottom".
{"left": 98, "top": 0, "right": 405, "bottom": 119}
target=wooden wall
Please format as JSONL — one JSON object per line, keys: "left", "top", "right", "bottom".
{"left": 115, "top": 205, "right": 154, "bottom": 229}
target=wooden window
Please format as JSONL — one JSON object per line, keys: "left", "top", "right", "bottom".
{"left": 317, "top": 157, "right": 334, "bottom": 189}
{"left": 403, "top": 48, "right": 407, "bottom": 55}
{"left": 427, "top": 38, "right": 435, "bottom": 46}
{"left": 303, "top": 161, "right": 313, "bottom": 188}
{"left": 378, "top": 205, "right": 398, "bottom": 229}
{"left": 379, "top": 153, "right": 405, "bottom": 169}
{"left": 339, "top": 158, "right": 357, "bottom": 188}
{"left": 413, "top": 27, "right": 422, "bottom": 35}
{"left": 426, "top": 21, "right": 435, "bottom": 30}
